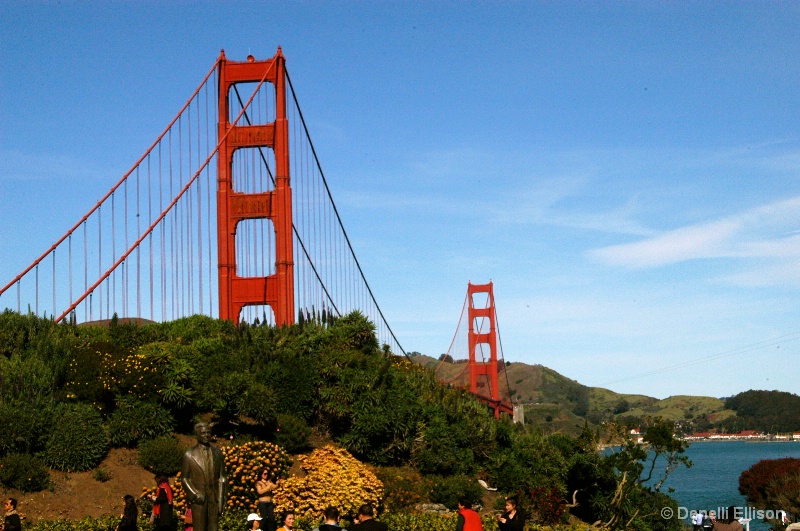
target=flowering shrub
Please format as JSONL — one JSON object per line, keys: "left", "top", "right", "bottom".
{"left": 527, "top": 486, "right": 567, "bottom": 525}
{"left": 140, "top": 440, "right": 291, "bottom": 515}
{"left": 222, "top": 440, "right": 292, "bottom": 512}
{"left": 375, "top": 466, "right": 425, "bottom": 513}
{"left": 65, "top": 341, "right": 160, "bottom": 409}
{"left": 274, "top": 445, "right": 383, "bottom": 519}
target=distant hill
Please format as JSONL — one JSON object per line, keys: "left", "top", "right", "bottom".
{"left": 412, "top": 355, "right": 736, "bottom": 434}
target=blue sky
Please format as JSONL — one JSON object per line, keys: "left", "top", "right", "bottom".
{"left": 2, "top": 2, "right": 799, "bottom": 399}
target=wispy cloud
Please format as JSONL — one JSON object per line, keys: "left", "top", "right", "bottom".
{"left": 589, "top": 196, "right": 800, "bottom": 269}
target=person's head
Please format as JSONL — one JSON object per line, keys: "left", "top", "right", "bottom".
{"left": 358, "top": 504, "right": 374, "bottom": 521}
{"left": 283, "top": 511, "right": 295, "bottom": 528}
{"left": 260, "top": 468, "right": 272, "bottom": 481}
{"left": 155, "top": 474, "right": 169, "bottom": 486}
{"left": 5, "top": 498, "right": 17, "bottom": 511}
{"left": 504, "top": 497, "right": 518, "bottom": 513}
{"left": 248, "top": 513, "right": 263, "bottom": 529}
{"left": 195, "top": 422, "right": 212, "bottom": 445}
{"left": 720, "top": 506, "right": 738, "bottom": 525}
{"left": 123, "top": 495, "right": 137, "bottom": 517}
{"left": 323, "top": 506, "right": 340, "bottom": 523}
{"left": 458, "top": 498, "right": 472, "bottom": 510}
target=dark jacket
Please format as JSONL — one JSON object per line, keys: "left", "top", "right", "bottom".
{"left": 351, "top": 519, "right": 388, "bottom": 531}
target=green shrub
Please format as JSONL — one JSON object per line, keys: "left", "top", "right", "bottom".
{"left": 25, "top": 515, "right": 124, "bottom": 531}
{"left": 0, "top": 352, "right": 56, "bottom": 403}
{"left": 0, "top": 400, "right": 53, "bottom": 456}
{"left": 92, "top": 466, "right": 112, "bottom": 482}
{"left": 44, "top": 403, "right": 109, "bottom": 471}
{"left": 138, "top": 435, "right": 185, "bottom": 476}
{"left": 275, "top": 413, "right": 311, "bottom": 453}
{"left": 0, "top": 452, "right": 50, "bottom": 492}
{"left": 108, "top": 397, "right": 174, "bottom": 447}
{"left": 428, "top": 475, "right": 483, "bottom": 510}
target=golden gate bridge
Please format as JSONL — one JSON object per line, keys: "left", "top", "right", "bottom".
{"left": 0, "top": 49, "right": 513, "bottom": 416}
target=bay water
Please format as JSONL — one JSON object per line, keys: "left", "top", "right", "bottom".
{"left": 658, "top": 441, "right": 800, "bottom": 530}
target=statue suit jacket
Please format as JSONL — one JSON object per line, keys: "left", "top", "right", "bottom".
{"left": 180, "top": 443, "right": 228, "bottom": 510}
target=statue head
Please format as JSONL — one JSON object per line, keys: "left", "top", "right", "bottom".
{"left": 195, "top": 422, "right": 212, "bottom": 445}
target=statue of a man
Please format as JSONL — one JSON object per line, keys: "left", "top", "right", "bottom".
{"left": 181, "top": 422, "right": 228, "bottom": 531}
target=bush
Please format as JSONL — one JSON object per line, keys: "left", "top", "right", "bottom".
{"left": 275, "top": 413, "right": 311, "bottom": 453}
{"left": 0, "top": 452, "right": 50, "bottom": 492}
{"left": 221, "top": 440, "right": 292, "bottom": 513}
{"left": 375, "top": 466, "right": 426, "bottom": 513}
{"left": 274, "top": 445, "right": 383, "bottom": 519}
{"left": 108, "top": 397, "right": 174, "bottom": 447}
{"left": 93, "top": 466, "right": 112, "bottom": 482}
{"left": 428, "top": 475, "right": 483, "bottom": 510}
{"left": 138, "top": 436, "right": 185, "bottom": 477}
{"left": 0, "top": 400, "right": 53, "bottom": 456}
{"left": 44, "top": 403, "right": 108, "bottom": 471}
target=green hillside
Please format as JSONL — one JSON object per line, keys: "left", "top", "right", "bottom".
{"left": 415, "top": 355, "right": 736, "bottom": 432}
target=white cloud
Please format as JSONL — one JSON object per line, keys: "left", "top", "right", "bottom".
{"left": 589, "top": 196, "right": 800, "bottom": 269}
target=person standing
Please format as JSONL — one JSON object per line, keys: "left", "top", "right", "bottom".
{"left": 255, "top": 468, "right": 277, "bottom": 531}
{"left": 151, "top": 475, "right": 175, "bottom": 531}
{"left": 456, "top": 499, "right": 482, "bottom": 531}
{"left": 692, "top": 511, "right": 705, "bottom": 531}
{"left": 181, "top": 422, "right": 228, "bottom": 531}
{"left": 117, "top": 494, "right": 139, "bottom": 531}
{"left": 496, "top": 497, "right": 524, "bottom": 531}
{"left": 1, "top": 498, "right": 21, "bottom": 531}
{"left": 350, "top": 505, "right": 387, "bottom": 531}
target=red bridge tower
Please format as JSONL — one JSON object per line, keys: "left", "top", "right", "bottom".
{"left": 216, "top": 50, "right": 294, "bottom": 326}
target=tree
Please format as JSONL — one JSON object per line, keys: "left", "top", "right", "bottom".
{"left": 592, "top": 418, "right": 690, "bottom": 530}
{"left": 739, "top": 458, "right": 800, "bottom": 521}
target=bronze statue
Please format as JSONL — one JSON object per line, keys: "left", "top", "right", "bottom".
{"left": 181, "top": 423, "right": 228, "bottom": 531}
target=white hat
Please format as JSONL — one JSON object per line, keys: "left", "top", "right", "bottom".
{"left": 248, "top": 513, "right": 263, "bottom": 521}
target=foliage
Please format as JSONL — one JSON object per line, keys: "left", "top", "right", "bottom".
{"left": 739, "top": 458, "right": 800, "bottom": 519}
{"left": 92, "top": 466, "right": 112, "bottom": 482}
{"left": 275, "top": 413, "right": 312, "bottom": 453}
{"left": 488, "top": 429, "right": 568, "bottom": 495}
{"left": 0, "top": 352, "right": 57, "bottom": 403}
{"left": 25, "top": 515, "right": 129, "bottom": 531}
{"left": 375, "top": 466, "right": 426, "bottom": 513}
{"left": 589, "top": 419, "right": 690, "bottom": 530}
{"left": 108, "top": 396, "right": 175, "bottom": 447}
{"left": 44, "top": 403, "right": 109, "bottom": 471}
{"left": 726, "top": 390, "right": 800, "bottom": 433}
{"left": 221, "top": 440, "right": 292, "bottom": 512}
{"left": 65, "top": 341, "right": 160, "bottom": 411}
{"left": 526, "top": 486, "right": 568, "bottom": 525}
{"left": 0, "top": 452, "right": 50, "bottom": 492}
{"left": 0, "top": 400, "right": 53, "bottom": 456}
{"left": 138, "top": 436, "right": 186, "bottom": 477}
{"left": 427, "top": 474, "right": 483, "bottom": 510}
{"left": 274, "top": 445, "right": 383, "bottom": 519}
